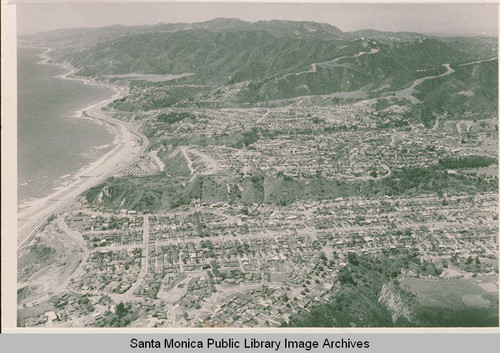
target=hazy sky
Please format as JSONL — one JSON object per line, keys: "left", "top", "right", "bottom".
{"left": 16, "top": 2, "right": 498, "bottom": 36}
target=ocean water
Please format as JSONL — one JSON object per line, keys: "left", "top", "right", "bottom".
{"left": 18, "top": 47, "right": 116, "bottom": 208}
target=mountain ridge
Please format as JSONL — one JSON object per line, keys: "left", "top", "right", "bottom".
{"left": 22, "top": 17, "right": 498, "bottom": 122}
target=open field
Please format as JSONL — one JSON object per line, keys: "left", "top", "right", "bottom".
{"left": 401, "top": 275, "right": 499, "bottom": 327}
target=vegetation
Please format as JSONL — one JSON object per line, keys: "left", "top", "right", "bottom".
{"left": 157, "top": 112, "right": 196, "bottom": 124}
{"left": 62, "top": 20, "right": 495, "bottom": 107}
{"left": 97, "top": 302, "right": 139, "bottom": 327}
{"left": 438, "top": 155, "right": 497, "bottom": 169}
{"left": 284, "top": 250, "right": 420, "bottom": 327}
{"left": 83, "top": 162, "right": 497, "bottom": 213}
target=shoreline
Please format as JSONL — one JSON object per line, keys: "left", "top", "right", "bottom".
{"left": 17, "top": 47, "right": 149, "bottom": 249}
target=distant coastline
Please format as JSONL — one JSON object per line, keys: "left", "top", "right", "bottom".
{"left": 17, "top": 47, "right": 148, "bottom": 250}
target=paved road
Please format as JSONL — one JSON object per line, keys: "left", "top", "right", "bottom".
{"left": 120, "top": 215, "right": 149, "bottom": 298}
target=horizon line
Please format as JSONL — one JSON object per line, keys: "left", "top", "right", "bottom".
{"left": 19, "top": 17, "right": 499, "bottom": 38}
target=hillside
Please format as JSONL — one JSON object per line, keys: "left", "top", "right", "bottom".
{"left": 285, "top": 252, "right": 498, "bottom": 327}
{"left": 22, "top": 18, "right": 497, "bottom": 118}
{"left": 46, "top": 20, "right": 494, "bottom": 120}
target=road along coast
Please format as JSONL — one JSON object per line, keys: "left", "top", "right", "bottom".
{"left": 17, "top": 49, "right": 149, "bottom": 250}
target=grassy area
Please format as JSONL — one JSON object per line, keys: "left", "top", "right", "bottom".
{"left": 401, "top": 275, "right": 499, "bottom": 327}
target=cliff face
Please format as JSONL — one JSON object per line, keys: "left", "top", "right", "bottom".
{"left": 378, "top": 283, "right": 414, "bottom": 325}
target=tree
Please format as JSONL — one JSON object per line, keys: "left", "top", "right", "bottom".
{"left": 337, "top": 268, "right": 355, "bottom": 285}
{"left": 347, "top": 252, "right": 359, "bottom": 266}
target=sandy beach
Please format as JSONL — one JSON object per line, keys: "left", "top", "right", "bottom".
{"left": 17, "top": 49, "right": 149, "bottom": 249}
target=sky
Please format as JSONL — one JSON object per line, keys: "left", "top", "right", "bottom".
{"left": 15, "top": 2, "right": 499, "bottom": 37}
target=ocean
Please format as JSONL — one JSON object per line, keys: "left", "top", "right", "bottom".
{"left": 17, "top": 47, "right": 116, "bottom": 209}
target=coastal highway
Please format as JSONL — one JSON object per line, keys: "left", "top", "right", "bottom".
{"left": 18, "top": 91, "right": 149, "bottom": 250}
